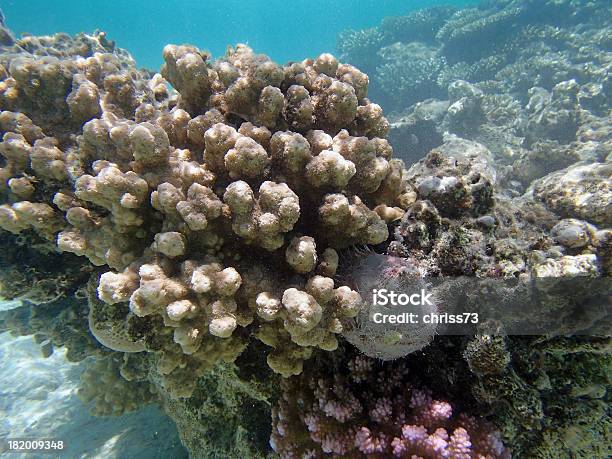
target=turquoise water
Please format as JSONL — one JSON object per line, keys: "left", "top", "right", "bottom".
{"left": 2, "top": 0, "right": 477, "bottom": 69}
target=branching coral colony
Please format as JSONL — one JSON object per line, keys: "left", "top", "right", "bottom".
{"left": 0, "top": 33, "right": 410, "bottom": 392}
{"left": 0, "top": 0, "right": 610, "bottom": 456}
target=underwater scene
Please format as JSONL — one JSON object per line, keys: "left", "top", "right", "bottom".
{"left": 0, "top": 0, "right": 610, "bottom": 457}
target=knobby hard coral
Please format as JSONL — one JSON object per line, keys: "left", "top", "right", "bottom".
{"left": 0, "top": 31, "right": 414, "bottom": 396}
{"left": 271, "top": 353, "right": 510, "bottom": 458}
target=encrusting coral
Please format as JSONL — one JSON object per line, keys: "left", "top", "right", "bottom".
{"left": 157, "top": 345, "right": 279, "bottom": 458}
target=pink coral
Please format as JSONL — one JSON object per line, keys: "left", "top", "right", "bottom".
{"left": 270, "top": 354, "right": 510, "bottom": 458}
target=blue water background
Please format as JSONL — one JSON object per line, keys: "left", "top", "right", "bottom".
{"left": 2, "top": 0, "right": 477, "bottom": 69}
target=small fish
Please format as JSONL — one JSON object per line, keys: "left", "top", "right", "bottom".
{"left": 0, "top": 8, "right": 5, "bottom": 26}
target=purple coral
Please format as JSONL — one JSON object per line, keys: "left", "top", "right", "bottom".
{"left": 271, "top": 354, "right": 510, "bottom": 458}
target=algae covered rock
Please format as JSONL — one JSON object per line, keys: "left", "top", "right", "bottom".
{"left": 529, "top": 161, "right": 612, "bottom": 226}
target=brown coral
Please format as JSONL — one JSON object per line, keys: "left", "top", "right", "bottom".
{"left": 0, "top": 37, "right": 408, "bottom": 396}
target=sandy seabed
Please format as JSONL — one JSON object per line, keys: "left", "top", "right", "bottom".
{"left": 0, "top": 302, "right": 188, "bottom": 459}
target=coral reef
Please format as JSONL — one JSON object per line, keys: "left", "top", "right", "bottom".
{"left": 338, "top": 0, "right": 611, "bottom": 114}
{"left": 337, "top": 2, "right": 611, "bottom": 457}
{"left": 396, "top": 333, "right": 611, "bottom": 458}
{"left": 158, "top": 346, "right": 278, "bottom": 458}
{"left": 527, "top": 161, "right": 611, "bottom": 226}
{"left": 0, "top": 294, "right": 108, "bottom": 362}
{"left": 0, "top": 231, "right": 90, "bottom": 304}
{"left": 0, "top": 2, "right": 609, "bottom": 458}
